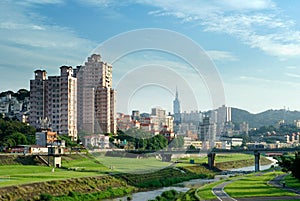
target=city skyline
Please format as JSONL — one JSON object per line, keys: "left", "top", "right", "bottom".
{"left": 1, "top": 1, "right": 300, "bottom": 113}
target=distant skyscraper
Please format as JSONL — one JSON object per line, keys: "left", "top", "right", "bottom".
{"left": 76, "top": 54, "right": 116, "bottom": 134}
{"left": 29, "top": 67, "right": 77, "bottom": 141}
{"left": 198, "top": 116, "right": 216, "bottom": 150}
{"left": 173, "top": 87, "right": 181, "bottom": 124}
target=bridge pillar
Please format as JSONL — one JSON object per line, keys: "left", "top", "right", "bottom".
{"left": 161, "top": 153, "right": 172, "bottom": 162}
{"left": 254, "top": 151, "right": 260, "bottom": 172}
{"left": 208, "top": 152, "right": 216, "bottom": 169}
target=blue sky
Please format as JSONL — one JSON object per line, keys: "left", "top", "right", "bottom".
{"left": 1, "top": 0, "right": 300, "bottom": 114}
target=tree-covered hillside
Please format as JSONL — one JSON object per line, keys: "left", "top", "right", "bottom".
{"left": 232, "top": 108, "right": 300, "bottom": 128}
{"left": 0, "top": 89, "right": 29, "bottom": 101}
{"left": 0, "top": 115, "right": 36, "bottom": 148}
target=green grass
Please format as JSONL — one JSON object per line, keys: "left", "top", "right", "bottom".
{"left": 0, "top": 165, "right": 103, "bottom": 187}
{"left": 0, "top": 155, "right": 173, "bottom": 187}
{"left": 61, "top": 154, "right": 109, "bottom": 172}
{"left": 196, "top": 180, "right": 225, "bottom": 200}
{"left": 284, "top": 174, "right": 300, "bottom": 189}
{"left": 95, "top": 156, "right": 172, "bottom": 173}
{"left": 196, "top": 172, "right": 299, "bottom": 200}
{"left": 176, "top": 153, "right": 255, "bottom": 164}
{"left": 64, "top": 154, "right": 173, "bottom": 173}
{"left": 225, "top": 172, "right": 297, "bottom": 198}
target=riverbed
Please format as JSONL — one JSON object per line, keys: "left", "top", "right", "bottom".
{"left": 112, "top": 158, "right": 278, "bottom": 201}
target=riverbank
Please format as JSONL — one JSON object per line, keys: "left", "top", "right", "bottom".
{"left": 0, "top": 153, "right": 274, "bottom": 200}
{"left": 0, "top": 175, "right": 136, "bottom": 201}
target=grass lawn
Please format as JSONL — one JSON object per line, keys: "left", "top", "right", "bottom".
{"left": 0, "top": 155, "right": 173, "bottom": 187}
{"left": 196, "top": 172, "right": 300, "bottom": 200}
{"left": 284, "top": 174, "right": 300, "bottom": 189}
{"left": 95, "top": 156, "right": 172, "bottom": 173}
{"left": 196, "top": 180, "right": 226, "bottom": 200}
{"left": 176, "top": 153, "right": 255, "bottom": 164}
{"left": 62, "top": 154, "right": 109, "bottom": 172}
{"left": 0, "top": 165, "right": 103, "bottom": 187}
{"left": 225, "top": 172, "right": 297, "bottom": 198}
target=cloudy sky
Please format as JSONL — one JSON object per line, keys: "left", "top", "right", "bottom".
{"left": 1, "top": 0, "right": 300, "bottom": 114}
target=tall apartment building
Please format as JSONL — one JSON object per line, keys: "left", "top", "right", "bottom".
{"left": 198, "top": 116, "right": 216, "bottom": 150}
{"left": 29, "top": 70, "right": 47, "bottom": 129}
{"left": 76, "top": 54, "right": 116, "bottom": 134}
{"left": 29, "top": 67, "right": 77, "bottom": 141}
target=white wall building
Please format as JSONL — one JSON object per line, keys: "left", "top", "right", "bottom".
{"left": 83, "top": 134, "right": 110, "bottom": 149}
{"left": 76, "top": 54, "right": 116, "bottom": 134}
{"left": 30, "top": 67, "right": 77, "bottom": 141}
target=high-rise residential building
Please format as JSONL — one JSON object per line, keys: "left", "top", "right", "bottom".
{"left": 207, "top": 105, "right": 231, "bottom": 139}
{"left": 150, "top": 107, "right": 174, "bottom": 133}
{"left": 76, "top": 54, "right": 116, "bottom": 134}
{"left": 198, "top": 116, "right": 216, "bottom": 150}
{"left": 29, "top": 67, "right": 77, "bottom": 141}
{"left": 29, "top": 70, "right": 47, "bottom": 129}
{"left": 217, "top": 105, "right": 231, "bottom": 123}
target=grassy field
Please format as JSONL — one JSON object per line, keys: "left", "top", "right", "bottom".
{"left": 0, "top": 154, "right": 173, "bottom": 187}
{"left": 0, "top": 165, "right": 103, "bottom": 187}
{"left": 196, "top": 172, "right": 300, "bottom": 200}
{"left": 196, "top": 179, "right": 226, "bottom": 200}
{"left": 176, "top": 153, "right": 256, "bottom": 164}
{"left": 225, "top": 172, "right": 297, "bottom": 198}
{"left": 95, "top": 156, "right": 172, "bottom": 173}
{"left": 63, "top": 154, "right": 174, "bottom": 173}
{"left": 284, "top": 174, "right": 300, "bottom": 189}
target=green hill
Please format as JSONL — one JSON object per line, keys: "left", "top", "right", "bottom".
{"left": 231, "top": 108, "right": 300, "bottom": 128}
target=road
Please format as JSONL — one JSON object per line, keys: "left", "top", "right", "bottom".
{"left": 212, "top": 180, "right": 238, "bottom": 201}
{"left": 210, "top": 173, "right": 300, "bottom": 201}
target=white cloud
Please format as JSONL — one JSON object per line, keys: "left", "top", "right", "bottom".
{"left": 215, "top": 0, "right": 275, "bottom": 11}
{"left": 0, "top": 1, "right": 96, "bottom": 91}
{"left": 0, "top": 1, "right": 95, "bottom": 61}
{"left": 285, "top": 73, "right": 300, "bottom": 78}
{"left": 286, "top": 66, "right": 297, "bottom": 69}
{"left": 140, "top": 0, "right": 300, "bottom": 58}
{"left": 206, "top": 50, "right": 237, "bottom": 61}
{"left": 238, "top": 75, "right": 300, "bottom": 87}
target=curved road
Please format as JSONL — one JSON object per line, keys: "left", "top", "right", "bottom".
{"left": 212, "top": 180, "right": 238, "bottom": 201}
{"left": 210, "top": 174, "right": 300, "bottom": 201}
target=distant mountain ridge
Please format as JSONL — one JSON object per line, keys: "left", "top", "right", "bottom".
{"left": 231, "top": 108, "right": 300, "bottom": 128}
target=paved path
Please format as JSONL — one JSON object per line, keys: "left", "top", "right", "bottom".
{"left": 212, "top": 180, "right": 237, "bottom": 201}
{"left": 269, "top": 174, "right": 300, "bottom": 195}
{"left": 210, "top": 173, "right": 300, "bottom": 201}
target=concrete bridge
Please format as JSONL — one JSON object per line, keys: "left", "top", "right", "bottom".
{"left": 208, "top": 147, "right": 300, "bottom": 171}
{"left": 126, "top": 147, "right": 300, "bottom": 171}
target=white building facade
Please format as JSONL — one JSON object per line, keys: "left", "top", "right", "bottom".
{"left": 29, "top": 67, "right": 77, "bottom": 140}
{"left": 76, "top": 54, "right": 116, "bottom": 134}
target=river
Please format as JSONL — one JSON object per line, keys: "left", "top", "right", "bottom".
{"left": 110, "top": 178, "right": 218, "bottom": 201}
{"left": 112, "top": 158, "right": 278, "bottom": 201}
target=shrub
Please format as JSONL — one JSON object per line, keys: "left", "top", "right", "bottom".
{"left": 40, "top": 193, "right": 53, "bottom": 201}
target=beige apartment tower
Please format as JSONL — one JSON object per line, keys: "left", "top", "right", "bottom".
{"left": 29, "top": 67, "right": 77, "bottom": 141}
{"left": 76, "top": 54, "right": 116, "bottom": 134}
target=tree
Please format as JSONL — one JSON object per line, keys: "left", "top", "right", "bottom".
{"left": 188, "top": 145, "right": 197, "bottom": 150}
{"left": 113, "top": 128, "right": 168, "bottom": 151}
{"left": 291, "top": 152, "right": 300, "bottom": 180}
{"left": 15, "top": 89, "right": 29, "bottom": 101}
{"left": 0, "top": 118, "right": 35, "bottom": 148}
{"left": 58, "top": 135, "right": 78, "bottom": 147}
{"left": 169, "top": 136, "right": 184, "bottom": 149}
{"left": 277, "top": 153, "right": 300, "bottom": 180}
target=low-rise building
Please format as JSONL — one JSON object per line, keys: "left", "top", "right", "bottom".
{"left": 83, "top": 134, "right": 110, "bottom": 149}
{"left": 220, "top": 137, "right": 243, "bottom": 149}
{"left": 36, "top": 130, "right": 58, "bottom": 147}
